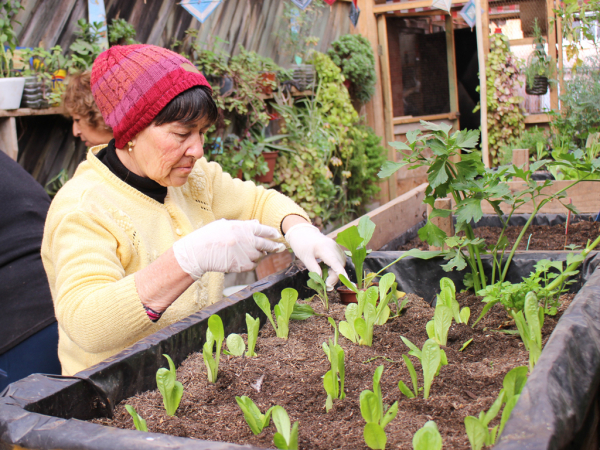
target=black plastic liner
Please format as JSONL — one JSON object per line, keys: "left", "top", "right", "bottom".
{"left": 380, "top": 213, "right": 596, "bottom": 252}
{"left": 1, "top": 251, "right": 600, "bottom": 449}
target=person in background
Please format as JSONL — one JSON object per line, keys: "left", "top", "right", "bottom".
{"left": 42, "top": 45, "right": 347, "bottom": 376}
{"left": 63, "top": 70, "right": 113, "bottom": 147}
{"left": 0, "top": 151, "right": 61, "bottom": 391}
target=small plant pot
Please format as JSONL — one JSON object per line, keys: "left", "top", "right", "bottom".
{"left": 291, "top": 64, "right": 315, "bottom": 91}
{"left": 21, "top": 77, "right": 49, "bottom": 109}
{"left": 258, "top": 71, "right": 277, "bottom": 95}
{"left": 337, "top": 282, "right": 379, "bottom": 305}
{"left": 254, "top": 151, "right": 279, "bottom": 183}
{"left": 526, "top": 75, "right": 549, "bottom": 95}
{"left": 0, "top": 77, "right": 26, "bottom": 110}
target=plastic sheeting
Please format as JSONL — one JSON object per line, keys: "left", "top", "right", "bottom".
{"left": 1, "top": 250, "right": 600, "bottom": 449}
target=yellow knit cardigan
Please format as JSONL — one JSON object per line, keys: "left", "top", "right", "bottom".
{"left": 41, "top": 146, "right": 308, "bottom": 375}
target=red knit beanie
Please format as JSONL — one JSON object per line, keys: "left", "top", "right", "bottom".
{"left": 90, "top": 44, "right": 212, "bottom": 149}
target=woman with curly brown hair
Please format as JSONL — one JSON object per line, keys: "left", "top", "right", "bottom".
{"left": 63, "top": 70, "right": 113, "bottom": 147}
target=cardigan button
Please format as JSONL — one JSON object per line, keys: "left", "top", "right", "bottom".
{"left": 176, "top": 228, "right": 182, "bottom": 235}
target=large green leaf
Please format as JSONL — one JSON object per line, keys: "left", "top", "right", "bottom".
{"left": 336, "top": 226, "right": 363, "bottom": 253}
{"left": 360, "top": 390, "right": 381, "bottom": 423}
{"left": 413, "top": 421, "right": 443, "bottom": 450}
{"left": 208, "top": 315, "right": 224, "bottom": 343}
{"left": 455, "top": 197, "right": 484, "bottom": 224}
{"left": 378, "top": 160, "right": 409, "bottom": 178}
{"left": 364, "top": 422, "right": 387, "bottom": 450}
{"left": 272, "top": 406, "right": 291, "bottom": 446}
{"left": 253, "top": 292, "right": 276, "bottom": 330}
{"left": 418, "top": 220, "right": 447, "bottom": 248}
{"left": 422, "top": 339, "right": 442, "bottom": 399}
{"left": 226, "top": 334, "right": 245, "bottom": 356}
{"left": 358, "top": 215, "right": 376, "bottom": 247}
{"left": 464, "top": 416, "right": 487, "bottom": 450}
{"left": 503, "top": 366, "right": 528, "bottom": 398}
{"left": 428, "top": 158, "right": 449, "bottom": 188}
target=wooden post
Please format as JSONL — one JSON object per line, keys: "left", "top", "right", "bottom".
{"left": 475, "top": 0, "right": 490, "bottom": 167}
{"left": 555, "top": 0, "right": 564, "bottom": 110}
{"left": 546, "top": 0, "right": 559, "bottom": 111}
{"left": 512, "top": 148, "right": 530, "bottom": 171}
{"left": 357, "top": 0, "right": 390, "bottom": 203}
{"left": 445, "top": 14, "right": 460, "bottom": 130}
{"left": 0, "top": 117, "right": 18, "bottom": 161}
{"left": 377, "top": 14, "right": 398, "bottom": 200}
{"left": 427, "top": 198, "right": 454, "bottom": 251}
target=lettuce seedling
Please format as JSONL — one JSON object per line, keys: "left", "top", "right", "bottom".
{"left": 272, "top": 405, "right": 299, "bottom": 450}
{"left": 413, "top": 420, "right": 443, "bottom": 450}
{"left": 426, "top": 304, "right": 453, "bottom": 346}
{"left": 245, "top": 314, "right": 260, "bottom": 357}
{"left": 225, "top": 333, "right": 245, "bottom": 356}
{"left": 125, "top": 405, "right": 148, "bottom": 432}
{"left": 235, "top": 395, "right": 273, "bottom": 435}
{"left": 436, "top": 277, "right": 470, "bottom": 324}
{"left": 253, "top": 288, "right": 298, "bottom": 339}
{"left": 336, "top": 215, "right": 376, "bottom": 290}
{"left": 203, "top": 314, "right": 225, "bottom": 383}
{"left": 510, "top": 292, "right": 544, "bottom": 370}
{"left": 156, "top": 354, "right": 183, "bottom": 416}
{"left": 339, "top": 286, "right": 382, "bottom": 346}
{"left": 307, "top": 268, "right": 329, "bottom": 311}
{"left": 322, "top": 318, "right": 346, "bottom": 411}
{"left": 398, "top": 338, "right": 448, "bottom": 399}
{"left": 290, "top": 303, "right": 320, "bottom": 320}
{"left": 464, "top": 366, "right": 528, "bottom": 449}
{"left": 360, "top": 365, "right": 398, "bottom": 450}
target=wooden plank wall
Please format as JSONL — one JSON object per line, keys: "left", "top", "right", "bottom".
{"left": 11, "top": 0, "right": 352, "bottom": 187}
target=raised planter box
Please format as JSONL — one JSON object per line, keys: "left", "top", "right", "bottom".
{"left": 1, "top": 249, "right": 600, "bottom": 449}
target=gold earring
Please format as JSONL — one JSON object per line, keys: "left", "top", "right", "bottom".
{"left": 128, "top": 141, "right": 134, "bottom": 152}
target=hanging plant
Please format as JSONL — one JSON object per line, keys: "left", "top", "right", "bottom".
{"left": 478, "top": 33, "right": 525, "bottom": 166}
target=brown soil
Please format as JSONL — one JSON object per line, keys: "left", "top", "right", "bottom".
{"left": 94, "top": 291, "right": 573, "bottom": 449}
{"left": 398, "top": 220, "right": 600, "bottom": 251}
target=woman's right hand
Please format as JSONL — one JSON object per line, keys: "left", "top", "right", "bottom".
{"left": 173, "top": 219, "right": 285, "bottom": 280}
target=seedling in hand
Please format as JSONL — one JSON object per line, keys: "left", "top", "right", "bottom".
{"left": 272, "top": 405, "right": 299, "bottom": 450}
{"left": 253, "top": 288, "right": 298, "bottom": 339}
{"left": 360, "top": 365, "right": 398, "bottom": 450}
{"left": 203, "top": 314, "right": 225, "bottom": 383}
{"left": 235, "top": 395, "right": 273, "bottom": 435}
{"left": 125, "top": 405, "right": 148, "bottom": 432}
{"left": 336, "top": 215, "right": 376, "bottom": 290}
{"left": 156, "top": 354, "right": 183, "bottom": 416}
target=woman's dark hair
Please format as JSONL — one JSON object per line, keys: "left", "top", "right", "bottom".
{"left": 153, "top": 85, "right": 218, "bottom": 127}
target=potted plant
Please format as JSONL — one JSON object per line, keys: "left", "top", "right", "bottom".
{"left": 20, "top": 45, "right": 67, "bottom": 108}
{"left": 525, "top": 19, "right": 553, "bottom": 96}
{"left": 0, "top": 0, "right": 25, "bottom": 110}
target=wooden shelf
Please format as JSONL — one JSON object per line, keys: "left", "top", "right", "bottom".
{"left": 392, "top": 111, "right": 458, "bottom": 125}
{"left": 259, "top": 88, "right": 314, "bottom": 101}
{"left": 0, "top": 106, "right": 65, "bottom": 118}
{"left": 524, "top": 113, "right": 551, "bottom": 124}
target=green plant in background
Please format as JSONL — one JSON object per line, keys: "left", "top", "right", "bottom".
{"left": 156, "top": 354, "right": 183, "bottom": 416}
{"left": 412, "top": 421, "right": 443, "bottom": 450}
{"left": 235, "top": 396, "right": 273, "bottom": 435}
{"left": 253, "top": 289, "right": 298, "bottom": 339}
{"left": 108, "top": 18, "right": 138, "bottom": 46}
{"left": 360, "top": 365, "right": 398, "bottom": 450}
{"left": 203, "top": 314, "right": 225, "bottom": 383}
{"left": 272, "top": 405, "right": 299, "bottom": 450}
{"left": 525, "top": 19, "right": 554, "bottom": 90}
{"left": 336, "top": 215, "right": 376, "bottom": 290}
{"left": 125, "top": 405, "right": 148, "bottom": 432}
{"left": 509, "top": 126, "right": 550, "bottom": 163}
{"left": 245, "top": 313, "right": 260, "bottom": 357}
{"left": 554, "top": 0, "right": 600, "bottom": 67}
{"left": 322, "top": 317, "right": 346, "bottom": 411}
{"left": 479, "top": 33, "right": 525, "bottom": 166}
{"left": 464, "top": 366, "right": 527, "bottom": 449}
{"left": 67, "top": 19, "right": 104, "bottom": 72}
{"left": 327, "top": 34, "right": 376, "bottom": 104}
{"left": 398, "top": 338, "right": 448, "bottom": 399}
{"left": 0, "top": 0, "right": 24, "bottom": 78}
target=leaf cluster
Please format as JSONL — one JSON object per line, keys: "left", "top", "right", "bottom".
{"left": 156, "top": 354, "right": 184, "bottom": 416}
{"left": 360, "top": 366, "right": 398, "bottom": 450}
{"left": 203, "top": 315, "right": 225, "bottom": 383}
{"left": 413, "top": 421, "right": 443, "bottom": 449}
{"left": 253, "top": 288, "right": 298, "bottom": 339}
{"left": 398, "top": 338, "right": 448, "bottom": 399}
{"left": 307, "top": 268, "right": 329, "bottom": 310}
{"left": 510, "top": 292, "right": 544, "bottom": 371}
{"left": 322, "top": 318, "right": 346, "bottom": 411}
{"left": 67, "top": 19, "right": 104, "bottom": 72}
{"left": 235, "top": 396, "right": 273, "bottom": 435}
{"left": 108, "top": 18, "right": 138, "bottom": 46}
{"left": 336, "top": 215, "right": 375, "bottom": 289}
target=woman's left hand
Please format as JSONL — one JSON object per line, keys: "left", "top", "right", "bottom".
{"left": 285, "top": 223, "right": 348, "bottom": 290}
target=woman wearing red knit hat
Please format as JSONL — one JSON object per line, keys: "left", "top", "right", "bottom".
{"left": 41, "top": 45, "right": 347, "bottom": 376}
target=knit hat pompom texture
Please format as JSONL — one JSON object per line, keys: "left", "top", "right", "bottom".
{"left": 91, "top": 44, "right": 212, "bottom": 149}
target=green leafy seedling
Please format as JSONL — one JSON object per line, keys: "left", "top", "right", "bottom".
{"left": 360, "top": 365, "right": 398, "bottom": 449}
{"left": 245, "top": 314, "right": 260, "bottom": 357}
{"left": 272, "top": 405, "right": 299, "bottom": 450}
{"left": 413, "top": 420, "right": 443, "bottom": 450}
{"left": 125, "top": 405, "right": 148, "bottom": 432}
{"left": 336, "top": 215, "right": 376, "bottom": 289}
{"left": 235, "top": 395, "right": 273, "bottom": 435}
{"left": 398, "top": 338, "right": 448, "bottom": 399}
{"left": 156, "top": 354, "right": 183, "bottom": 416}
{"left": 307, "top": 268, "right": 329, "bottom": 311}
{"left": 322, "top": 318, "right": 346, "bottom": 411}
{"left": 225, "top": 333, "right": 245, "bottom": 356}
{"left": 203, "top": 314, "right": 225, "bottom": 383}
{"left": 290, "top": 303, "right": 320, "bottom": 320}
{"left": 510, "top": 292, "right": 544, "bottom": 370}
{"left": 436, "top": 278, "right": 470, "bottom": 324}
{"left": 253, "top": 288, "right": 298, "bottom": 339}
{"left": 426, "top": 304, "right": 453, "bottom": 346}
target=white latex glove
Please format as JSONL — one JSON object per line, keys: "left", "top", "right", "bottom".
{"left": 285, "top": 223, "right": 348, "bottom": 290}
{"left": 173, "top": 219, "right": 285, "bottom": 280}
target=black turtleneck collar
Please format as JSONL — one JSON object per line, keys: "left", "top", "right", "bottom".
{"left": 96, "top": 140, "right": 168, "bottom": 204}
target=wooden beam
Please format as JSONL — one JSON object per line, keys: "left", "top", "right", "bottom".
{"left": 555, "top": 0, "right": 564, "bottom": 111}
{"left": 445, "top": 14, "right": 460, "bottom": 130}
{"left": 393, "top": 111, "right": 458, "bottom": 125}
{"left": 524, "top": 113, "right": 551, "bottom": 124}
{"left": 328, "top": 183, "right": 428, "bottom": 250}
{"left": 373, "top": 0, "right": 467, "bottom": 14}
{"left": 511, "top": 148, "right": 530, "bottom": 170}
{"left": 509, "top": 37, "right": 536, "bottom": 46}
{"left": 377, "top": 15, "right": 397, "bottom": 200}
{"left": 476, "top": 0, "right": 490, "bottom": 167}
{"left": 0, "top": 117, "right": 19, "bottom": 161}
{"left": 546, "top": 0, "right": 559, "bottom": 111}
{"left": 0, "top": 106, "right": 65, "bottom": 118}
{"left": 428, "top": 198, "right": 454, "bottom": 251}
{"left": 357, "top": 0, "right": 390, "bottom": 203}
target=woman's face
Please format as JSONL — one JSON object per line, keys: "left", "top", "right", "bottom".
{"left": 71, "top": 114, "right": 113, "bottom": 147}
{"left": 119, "top": 119, "right": 210, "bottom": 187}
